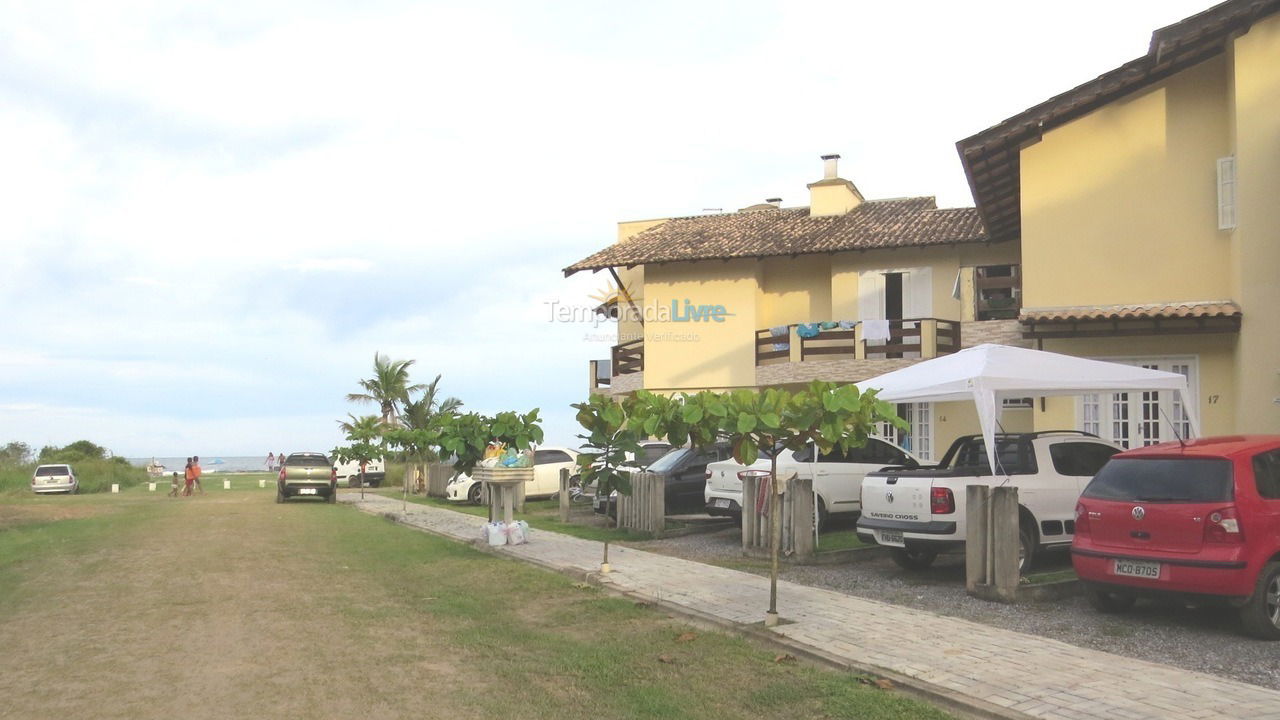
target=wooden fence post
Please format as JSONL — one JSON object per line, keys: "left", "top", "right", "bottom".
{"left": 741, "top": 474, "right": 757, "bottom": 554}
{"left": 559, "top": 468, "right": 570, "bottom": 522}
{"left": 792, "top": 475, "right": 815, "bottom": 562}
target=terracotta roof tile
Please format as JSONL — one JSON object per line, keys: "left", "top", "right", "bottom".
{"left": 564, "top": 198, "right": 987, "bottom": 275}
{"left": 1020, "top": 301, "right": 1242, "bottom": 323}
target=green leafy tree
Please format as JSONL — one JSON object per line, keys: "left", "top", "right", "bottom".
{"left": 332, "top": 414, "right": 386, "bottom": 496}
{"left": 570, "top": 394, "right": 642, "bottom": 498}
{"left": 346, "top": 353, "right": 426, "bottom": 425}
{"left": 438, "top": 410, "right": 544, "bottom": 477}
{"left": 0, "top": 441, "right": 32, "bottom": 466}
{"left": 396, "top": 374, "right": 463, "bottom": 484}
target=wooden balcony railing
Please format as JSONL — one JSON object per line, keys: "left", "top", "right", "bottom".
{"left": 754, "top": 319, "right": 962, "bottom": 365}
{"left": 975, "top": 264, "right": 1021, "bottom": 320}
{"left": 612, "top": 339, "right": 643, "bottom": 375}
{"left": 589, "top": 359, "right": 612, "bottom": 390}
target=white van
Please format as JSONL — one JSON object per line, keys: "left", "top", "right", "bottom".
{"left": 332, "top": 457, "right": 386, "bottom": 487}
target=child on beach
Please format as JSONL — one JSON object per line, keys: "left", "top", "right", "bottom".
{"left": 192, "top": 456, "right": 204, "bottom": 494}
{"left": 168, "top": 471, "right": 181, "bottom": 497}
{"left": 183, "top": 458, "right": 194, "bottom": 496}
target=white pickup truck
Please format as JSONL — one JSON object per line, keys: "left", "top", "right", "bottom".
{"left": 704, "top": 437, "right": 919, "bottom": 529}
{"left": 857, "top": 432, "right": 1120, "bottom": 571}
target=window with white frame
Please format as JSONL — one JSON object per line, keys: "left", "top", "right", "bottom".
{"left": 877, "top": 402, "right": 933, "bottom": 461}
{"left": 1078, "top": 358, "right": 1197, "bottom": 449}
{"left": 1217, "top": 156, "right": 1237, "bottom": 230}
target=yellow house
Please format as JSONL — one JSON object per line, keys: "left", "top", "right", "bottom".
{"left": 958, "top": 0, "right": 1280, "bottom": 446}
{"left": 564, "top": 155, "right": 1029, "bottom": 461}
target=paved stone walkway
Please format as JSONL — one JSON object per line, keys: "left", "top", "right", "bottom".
{"left": 343, "top": 494, "right": 1280, "bottom": 720}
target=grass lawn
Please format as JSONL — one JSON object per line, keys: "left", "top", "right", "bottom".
{"left": 0, "top": 490, "right": 950, "bottom": 719}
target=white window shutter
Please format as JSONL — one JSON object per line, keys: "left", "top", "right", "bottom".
{"left": 1217, "top": 156, "right": 1237, "bottom": 230}
{"left": 906, "top": 267, "right": 933, "bottom": 318}
{"left": 858, "top": 271, "right": 885, "bottom": 321}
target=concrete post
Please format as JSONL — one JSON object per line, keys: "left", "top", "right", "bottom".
{"left": 559, "top": 468, "right": 570, "bottom": 522}
{"left": 992, "top": 486, "right": 1020, "bottom": 602}
{"left": 921, "top": 319, "right": 938, "bottom": 359}
{"left": 854, "top": 324, "right": 867, "bottom": 359}
{"left": 965, "top": 485, "right": 990, "bottom": 594}
{"left": 741, "top": 474, "right": 757, "bottom": 554}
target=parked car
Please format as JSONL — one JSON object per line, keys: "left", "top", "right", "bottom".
{"left": 333, "top": 457, "right": 386, "bottom": 488}
{"left": 705, "top": 438, "right": 918, "bottom": 529}
{"left": 277, "top": 452, "right": 337, "bottom": 503}
{"left": 31, "top": 464, "right": 77, "bottom": 494}
{"left": 1072, "top": 435, "right": 1280, "bottom": 640}
{"left": 858, "top": 431, "right": 1120, "bottom": 571}
{"left": 445, "top": 446, "right": 579, "bottom": 504}
{"left": 594, "top": 441, "right": 736, "bottom": 518}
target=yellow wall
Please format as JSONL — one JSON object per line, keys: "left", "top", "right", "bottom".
{"left": 1229, "top": 13, "right": 1280, "bottom": 432}
{"left": 829, "top": 243, "right": 1018, "bottom": 322}
{"left": 1020, "top": 56, "right": 1232, "bottom": 308}
{"left": 613, "top": 219, "right": 665, "bottom": 345}
{"left": 756, "top": 255, "right": 832, "bottom": 328}
{"left": 642, "top": 259, "right": 761, "bottom": 391}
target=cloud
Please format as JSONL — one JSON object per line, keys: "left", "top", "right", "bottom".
{"left": 285, "top": 257, "right": 376, "bottom": 274}
{"left": 0, "top": 0, "right": 1213, "bottom": 455}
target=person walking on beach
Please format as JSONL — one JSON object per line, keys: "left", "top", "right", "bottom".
{"left": 183, "top": 458, "right": 195, "bottom": 496}
{"left": 266, "top": 452, "right": 275, "bottom": 471}
{"left": 168, "top": 471, "right": 181, "bottom": 498}
{"left": 192, "top": 456, "right": 204, "bottom": 494}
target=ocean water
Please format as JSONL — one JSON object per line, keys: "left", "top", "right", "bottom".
{"left": 126, "top": 456, "right": 283, "bottom": 474}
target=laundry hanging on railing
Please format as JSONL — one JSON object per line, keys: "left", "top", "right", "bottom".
{"left": 838, "top": 320, "right": 856, "bottom": 330}
{"left": 862, "top": 318, "right": 891, "bottom": 342}
{"left": 819, "top": 321, "right": 839, "bottom": 330}
{"left": 769, "top": 325, "right": 790, "bottom": 351}
{"left": 796, "top": 323, "right": 821, "bottom": 339}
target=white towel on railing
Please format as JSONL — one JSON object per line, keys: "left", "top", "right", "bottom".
{"left": 862, "top": 318, "right": 891, "bottom": 342}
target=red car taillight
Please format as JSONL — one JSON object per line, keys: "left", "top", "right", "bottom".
{"left": 705, "top": 471, "right": 712, "bottom": 480}
{"left": 1074, "top": 502, "right": 1091, "bottom": 535}
{"left": 930, "top": 487, "right": 955, "bottom": 515}
{"left": 1204, "top": 506, "right": 1244, "bottom": 544}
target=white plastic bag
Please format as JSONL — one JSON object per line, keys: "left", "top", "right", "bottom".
{"left": 507, "top": 520, "right": 529, "bottom": 545}
{"left": 485, "top": 521, "right": 508, "bottom": 547}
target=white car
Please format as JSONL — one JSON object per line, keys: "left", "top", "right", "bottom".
{"left": 32, "top": 464, "right": 78, "bottom": 494}
{"left": 446, "top": 446, "right": 579, "bottom": 504}
{"left": 704, "top": 438, "right": 919, "bottom": 529}
{"left": 858, "top": 431, "right": 1121, "bottom": 571}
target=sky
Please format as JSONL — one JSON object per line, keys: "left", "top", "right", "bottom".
{"left": 0, "top": 0, "right": 1215, "bottom": 457}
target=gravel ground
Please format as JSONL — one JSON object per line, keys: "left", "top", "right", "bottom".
{"left": 632, "top": 518, "right": 1280, "bottom": 690}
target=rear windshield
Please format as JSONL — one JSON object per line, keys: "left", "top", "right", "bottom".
{"left": 286, "top": 454, "right": 330, "bottom": 467}
{"left": 35, "top": 466, "right": 69, "bottom": 476}
{"left": 939, "top": 437, "right": 1037, "bottom": 475}
{"left": 1082, "top": 457, "right": 1234, "bottom": 503}
{"left": 647, "top": 448, "right": 690, "bottom": 474}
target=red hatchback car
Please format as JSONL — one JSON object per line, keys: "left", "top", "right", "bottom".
{"left": 1072, "top": 435, "right": 1280, "bottom": 639}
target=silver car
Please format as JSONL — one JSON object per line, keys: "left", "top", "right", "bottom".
{"left": 32, "top": 464, "right": 78, "bottom": 494}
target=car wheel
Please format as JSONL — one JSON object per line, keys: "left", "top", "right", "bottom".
{"left": 890, "top": 546, "right": 938, "bottom": 570}
{"left": 1239, "top": 561, "right": 1280, "bottom": 640}
{"left": 466, "top": 483, "right": 483, "bottom": 505}
{"left": 1086, "top": 583, "right": 1136, "bottom": 614}
{"left": 1018, "top": 529, "right": 1036, "bottom": 574}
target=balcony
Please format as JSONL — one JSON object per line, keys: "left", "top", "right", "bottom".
{"left": 975, "top": 264, "right": 1021, "bottom": 321}
{"left": 755, "top": 318, "right": 962, "bottom": 366}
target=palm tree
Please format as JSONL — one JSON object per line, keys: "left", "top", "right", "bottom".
{"left": 337, "top": 413, "right": 383, "bottom": 435}
{"left": 346, "top": 353, "right": 425, "bottom": 426}
{"left": 400, "top": 374, "right": 463, "bottom": 492}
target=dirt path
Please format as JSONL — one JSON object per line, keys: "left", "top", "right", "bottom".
{"left": 0, "top": 493, "right": 484, "bottom": 719}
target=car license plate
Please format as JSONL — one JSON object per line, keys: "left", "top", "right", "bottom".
{"left": 714, "top": 498, "right": 730, "bottom": 508}
{"left": 878, "top": 530, "right": 905, "bottom": 547}
{"left": 299, "top": 488, "right": 317, "bottom": 495}
{"left": 1113, "top": 559, "right": 1161, "bottom": 579}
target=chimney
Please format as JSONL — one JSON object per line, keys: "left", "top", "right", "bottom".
{"left": 765, "top": 197, "right": 782, "bottom": 207}
{"left": 740, "top": 197, "right": 784, "bottom": 212}
{"left": 807, "top": 153, "right": 864, "bottom": 217}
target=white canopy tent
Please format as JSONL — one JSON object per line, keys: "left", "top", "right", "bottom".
{"left": 855, "top": 343, "right": 1199, "bottom": 475}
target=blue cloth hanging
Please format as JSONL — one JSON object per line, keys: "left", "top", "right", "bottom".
{"left": 796, "top": 323, "right": 820, "bottom": 339}
{"left": 769, "top": 325, "right": 790, "bottom": 352}
{"left": 838, "top": 320, "right": 856, "bottom": 329}
{"left": 819, "top": 321, "right": 838, "bottom": 330}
